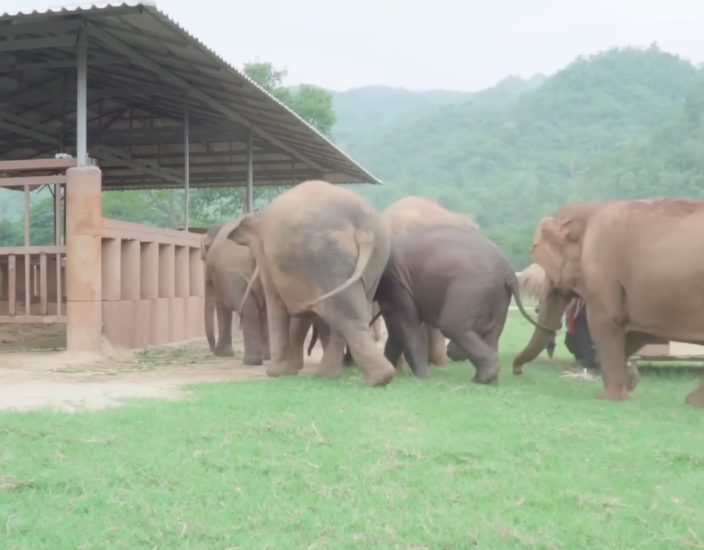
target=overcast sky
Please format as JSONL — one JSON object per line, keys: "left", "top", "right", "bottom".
{"left": 4, "top": 0, "right": 704, "bottom": 92}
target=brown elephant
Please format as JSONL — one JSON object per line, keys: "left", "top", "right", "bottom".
{"left": 191, "top": 221, "right": 270, "bottom": 365}
{"left": 381, "top": 195, "right": 479, "bottom": 367}
{"left": 512, "top": 198, "right": 704, "bottom": 407}
{"left": 224, "top": 180, "right": 396, "bottom": 387}
{"left": 375, "top": 225, "right": 546, "bottom": 383}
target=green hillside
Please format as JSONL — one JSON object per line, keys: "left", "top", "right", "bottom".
{"left": 332, "top": 74, "right": 545, "bottom": 150}
{"left": 340, "top": 45, "right": 704, "bottom": 267}
{"left": 3, "top": 46, "right": 704, "bottom": 271}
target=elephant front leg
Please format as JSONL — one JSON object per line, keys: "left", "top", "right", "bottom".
{"left": 214, "top": 301, "right": 234, "bottom": 357}
{"left": 241, "top": 299, "right": 264, "bottom": 366}
{"left": 587, "top": 314, "right": 629, "bottom": 401}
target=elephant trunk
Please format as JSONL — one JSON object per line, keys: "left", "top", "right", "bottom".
{"left": 205, "top": 282, "right": 217, "bottom": 353}
{"left": 513, "top": 287, "right": 569, "bottom": 375}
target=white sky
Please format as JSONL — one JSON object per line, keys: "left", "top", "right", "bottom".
{"left": 3, "top": 0, "right": 704, "bottom": 92}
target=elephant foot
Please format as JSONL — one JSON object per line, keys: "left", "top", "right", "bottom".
{"left": 363, "top": 363, "right": 395, "bottom": 387}
{"left": 684, "top": 383, "right": 704, "bottom": 407}
{"left": 512, "top": 362, "right": 525, "bottom": 375}
{"left": 266, "top": 361, "right": 299, "bottom": 378}
{"left": 263, "top": 350, "right": 271, "bottom": 361}
{"left": 214, "top": 346, "right": 235, "bottom": 358}
{"left": 243, "top": 354, "right": 264, "bottom": 366}
{"left": 597, "top": 388, "right": 631, "bottom": 401}
{"left": 473, "top": 363, "right": 501, "bottom": 385}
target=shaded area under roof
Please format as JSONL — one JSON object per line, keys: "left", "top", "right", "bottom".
{"left": 0, "top": 1, "right": 382, "bottom": 190}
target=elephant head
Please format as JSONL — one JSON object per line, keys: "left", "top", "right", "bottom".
{"left": 513, "top": 203, "right": 600, "bottom": 374}
{"left": 529, "top": 217, "right": 585, "bottom": 293}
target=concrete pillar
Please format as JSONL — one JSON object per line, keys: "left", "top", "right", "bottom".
{"left": 65, "top": 166, "right": 102, "bottom": 351}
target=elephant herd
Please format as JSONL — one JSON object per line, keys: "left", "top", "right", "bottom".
{"left": 192, "top": 181, "right": 543, "bottom": 388}
{"left": 193, "top": 184, "right": 704, "bottom": 408}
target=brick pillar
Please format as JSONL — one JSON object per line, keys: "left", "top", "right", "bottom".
{"left": 65, "top": 166, "right": 102, "bottom": 351}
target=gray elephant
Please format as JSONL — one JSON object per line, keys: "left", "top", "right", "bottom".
{"left": 224, "top": 180, "right": 395, "bottom": 387}
{"left": 193, "top": 220, "right": 271, "bottom": 365}
{"left": 374, "top": 225, "right": 549, "bottom": 383}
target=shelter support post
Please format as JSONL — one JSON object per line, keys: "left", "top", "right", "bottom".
{"left": 245, "top": 128, "right": 253, "bottom": 213}
{"left": 76, "top": 27, "right": 88, "bottom": 166}
{"left": 65, "top": 166, "right": 103, "bottom": 351}
{"left": 183, "top": 100, "right": 190, "bottom": 229}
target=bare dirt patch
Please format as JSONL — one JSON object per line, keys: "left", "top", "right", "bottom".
{"left": 0, "top": 322, "right": 328, "bottom": 412}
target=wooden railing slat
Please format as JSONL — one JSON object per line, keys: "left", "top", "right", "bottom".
{"left": 8, "top": 255, "right": 16, "bottom": 316}
{"left": 40, "top": 253, "right": 48, "bottom": 316}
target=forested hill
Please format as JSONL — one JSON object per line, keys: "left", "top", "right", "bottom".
{"left": 338, "top": 46, "right": 704, "bottom": 267}
{"left": 332, "top": 74, "right": 546, "bottom": 150}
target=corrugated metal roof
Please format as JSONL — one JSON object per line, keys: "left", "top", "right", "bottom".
{"left": 0, "top": 2, "right": 382, "bottom": 189}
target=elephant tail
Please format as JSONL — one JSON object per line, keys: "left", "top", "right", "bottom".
{"left": 369, "top": 303, "right": 383, "bottom": 328}
{"left": 204, "top": 282, "right": 217, "bottom": 352}
{"left": 291, "top": 229, "right": 375, "bottom": 314}
{"left": 307, "top": 321, "right": 319, "bottom": 356}
{"left": 237, "top": 263, "right": 260, "bottom": 329}
{"left": 506, "top": 273, "right": 555, "bottom": 334}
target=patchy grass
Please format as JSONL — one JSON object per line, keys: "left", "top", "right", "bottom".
{"left": 1, "top": 312, "right": 703, "bottom": 549}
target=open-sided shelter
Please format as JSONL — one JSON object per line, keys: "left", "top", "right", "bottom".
{"left": 0, "top": 1, "right": 381, "bottom": 351}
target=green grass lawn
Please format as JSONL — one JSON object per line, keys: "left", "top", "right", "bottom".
{"left": 2, "top": 312, "right": 704, "bottom": 549}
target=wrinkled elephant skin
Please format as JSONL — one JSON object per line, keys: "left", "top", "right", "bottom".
{"left": 225, "top": 180, "right": 396, "bottom": 387}
{"left": 375, "top": 225, "right": 544, "bottom": 385}
{"left": 381, "top": 196, "right": 479, "bottom": 368}
{"left": 516, "top": 198, "right": 704, "bottom": 407}
{"left": 197, "top": 221, "right": 270, "bottom": 365}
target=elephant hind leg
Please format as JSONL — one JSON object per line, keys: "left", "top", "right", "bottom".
{"left": 241, "top": 298, "right": 265, "bottom": 366}
{"left": 344, "top": 324, "right": 395, "bottom": 387}
{"left": 214, "top": 301, "right": 234, "bottom": 357}
{"left": 263, "top": 278, "right": 297, "bottom": 378}
{"left": 288, "top": 316, "right": 314, "bottom": 372}
{"left": 442, "top": 326, "right": 501, "bottom": 385}
{"left": 312, "top": 328, "right": 346, "bottom": 379}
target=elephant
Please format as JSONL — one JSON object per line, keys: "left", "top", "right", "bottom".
{"left": 224, "top": 179, "right": 396, "bottom": 387}
{"left": 381, "top": 195, "right": 479, "bottom": 368}
{"left": 192, "top": 221, "right": 270, "bottom": 365}
{"left": 306, "top": 303, "right": 383, "bottom": 366}
{"left": 512, "top": 198, "right": 704, "bottom": 407}
{"left": 374, "top": 225, "right": 547, "bottom": 383}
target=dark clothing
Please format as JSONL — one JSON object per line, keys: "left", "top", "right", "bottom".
{"left": 564, "top": 304, "right": 596, "bottom": 368}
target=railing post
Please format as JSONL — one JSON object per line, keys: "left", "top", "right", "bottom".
{"left": 65, "top": 166, "right": 102, "bottom": 351}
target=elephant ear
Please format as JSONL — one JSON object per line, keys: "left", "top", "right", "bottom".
{"left": 531, "top": 217, "right": 583, "bottom": 290}
{"left": 223, "top": 213, "right": 262, "bottom": 247}
{"left": 208, "top": 215, "right": 246, "bottom": 252}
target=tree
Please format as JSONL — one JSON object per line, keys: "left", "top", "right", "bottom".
{"left": 243, "top": 61, "right": 337, "bottom": 137}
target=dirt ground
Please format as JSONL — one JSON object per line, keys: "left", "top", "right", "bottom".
{"left": 0, "top": 322, "right": 332, "bottom": 413}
